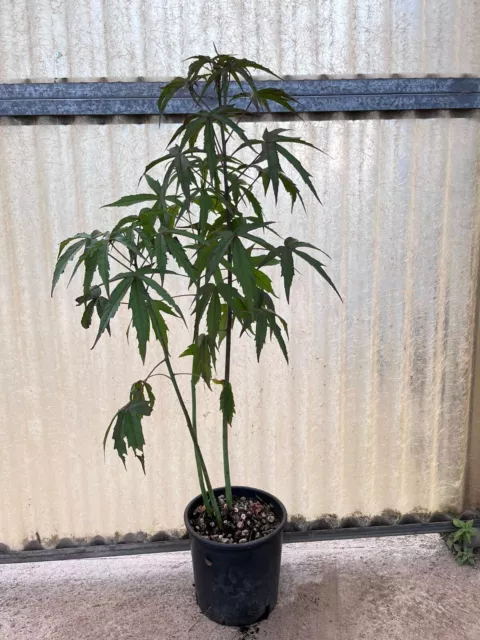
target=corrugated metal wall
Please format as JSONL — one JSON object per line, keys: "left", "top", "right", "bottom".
{"left": 1, "top": 0, "right": 480, "bottom": 81}
{"left": 1, "top": 1, "right": 480, "bottom": 547}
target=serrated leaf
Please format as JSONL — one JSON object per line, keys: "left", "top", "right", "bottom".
{"left": 232, "top": 238, "right": 256, "bottom": 306}
{"left": 268, "top": 316, "right": 288, "bottom": 363}
{"left": 253, "top": 269, "right": 275, "bottom": 295}
{"left": 242, "top": 188, "right": 263, "bottom": 219}
{"left": 111, "top": 215, "right": 139, "bottom": 237}
{"left": 148, "top": 301, "right": 169, "bottom": 352}
{"left": 165, "top": 235, "right": 196, "bottom": 280}
{"left": 294, "top": 249, "right": 342, "bottom": 300}
{"left": 93, "top": 277, "right": 132, "bottom": 347}
{"left": 255, "top": 312, "right": 268, "bottom": 361}
{"left": 206, "top": 232, "right": 234, "bottom": 281}
{"left": 103, "top": 194, "right": 159, "bottom": 208}
{"left": 129, "top": 279, "right": 150, "bottom": 363}
{"left": 276, "top": 145, "right": 321, "bottom": 203}
{"left": 158, "top": 76, "right": 186, "bottom": 113}
{"left": 220, "top": 381, "right": 235, "bottom": 425}
{"left": 180, "top": 344, "right": 197, "bottom": 358}
{"left": 81, "top": 299, "right": 96, "bottom": 329}
{"left": 96, "top": 296, "right": 111, "bottom": 335}
{"left": 97, "top": 239, "right": 110, "bottom": 295}
{"left": 154, "top": 233, "right": 168, "bottom": 281}
{"left": 285, "top": 236, "right": 331, "bottom": 259}
{"left": 51, "top": 239, "right": 86, "bottom": 295}
{"left": 207, "top": 291, "right": 221, "bottom": 340}
{"left": 280, "top": 247, "right": 295, "bottom": 302}
{"left": 139, "top": 275, "right": 184, "bottom": 321}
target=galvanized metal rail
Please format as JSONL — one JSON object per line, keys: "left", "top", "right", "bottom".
{"left": 1, "top": 520, "right": 478, "bottom": 564}
{"left": 0, "top": 78, "right": 479, "bottom": 117}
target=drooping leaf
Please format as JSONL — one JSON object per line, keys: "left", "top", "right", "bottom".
{"left": 253, "top": 269, "right": 275, "bottom": 295}
{"left": 280, "top": 246, "right": 295, "bottom": 302}
{"left": 158, "top": 76, "right": 186, "bottom": 113}
{"left": 205, "top": 232, "right": 234, "bottom": 281}
{"left": 51, "top": 239, "right": 86, "bottom": 295}
{"left": 294, "top": 249, "right": 342, "bottom": 300}
{"left": 139, "top": 275, "right": 185, "bottom": 320}
{"left": 165, "top": 235, "right": 196, "bottom": 280}
{"left": 268, "top": 315, "right": 289, "bottom": 363}
{"left": 232, "top": 238, "right": 256, "bottom": 306}
{"left": 255, "top": 312, "right": 268, "bottom": 361}
{"left": 207, "top": 291, "right": 221, "bottom": 340}
{"left": 128, "top": 279, "right": 150, "bottom": 363}
{"left": 96, "top": 296, "right": 111, "bottom": 336}
{"left": 220, "top": 381, "right": 235, "bottom": 425}
{"left": 102, "top": 194, "right": 159, "bottom": 208}
{"left": 148, "top": 301, "right": 169, "bottom": 352}
{"left": 93, "top": 277, "right": 132, "bottom": 347}
{"left": 276, "top": 145, "right": 321, "bottom": 203}
{"left": 154, "top": 233, "right": 168, "bottom": 281}
{"left": 81, "top": 299, "right": 96, "bottom": 329}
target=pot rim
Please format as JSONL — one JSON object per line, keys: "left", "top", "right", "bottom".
{"left": 184, "top": 485, "right": 287, "bottom": 551}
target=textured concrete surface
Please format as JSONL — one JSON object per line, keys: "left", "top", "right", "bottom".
{"left": 1, "top": 536, "right": 479, "bottom": 640}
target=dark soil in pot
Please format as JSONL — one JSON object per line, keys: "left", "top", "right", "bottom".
{"left": 185, "top": 486, "right": 287, "bottom": 627}
{"left": 190, "top": 493, "right": 281, "bottom": 543}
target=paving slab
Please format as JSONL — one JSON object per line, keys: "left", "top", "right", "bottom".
{"left": 0, "top": 535, "right": 478, "bottom": 639}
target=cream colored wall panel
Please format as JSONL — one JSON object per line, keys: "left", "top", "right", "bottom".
{"left": 1, "top": 0, "right": 480, "bottom": 81}
{"left": 1, "top": 116, "right": 479, "bottom": 547}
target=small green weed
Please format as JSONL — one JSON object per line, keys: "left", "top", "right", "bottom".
{"left": 444, "top": 519, "right": 478, "bottom": 566}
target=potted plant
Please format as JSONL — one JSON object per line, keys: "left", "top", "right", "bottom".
{"left": 52, "top": 54, "right": 339, "bottom": 626}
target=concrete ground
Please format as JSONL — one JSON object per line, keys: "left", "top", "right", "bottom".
{"left": 1, "top": 535, "right": 479, "bottom": 640}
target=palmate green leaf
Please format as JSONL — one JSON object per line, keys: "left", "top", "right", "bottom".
{"left": 95, "top": 296, "right": 111, "bottom": 336}
{"left": 148, "top": 301, "right": 169, "bottom": 352}
{"left": 165, "top": 235, "right": 197, "bottom": 280}
{"left": 83, "top": 246, "right": 98, "bottom": 296}
{"left": 232, "top": 238, "right": 256, "bottom": 305}
{"left": 194, "top": 283, "right": 215, "bottom": 329}
{"left": 194, "top": 333, "right": 212, "bottom": 388}
{"left": 128, "top": 279, "right": 150, "bottom": 363}
{"left": 279, "top": 246, "right": 295, "bottom": 302}
{"left": 285, "top": 236, "right": 331, "bottom": 259}
{"left": 276, "top": 145, "right": 321, "bottom": 203}
{"left": 93, "top": 277, "right": 132, "bottom": 348}
{"left": 254, "top": 269, "right": 275, "bottom": 295}
{"left": 294, "top": 249, "right": 342, "bottom": 300}
{"left": 102, "top": 194, "right": 159, "bottom": 208}
{"left": 158, "top": 76, "right": 186, "bottom": 113}
{"left": 279, "top": 173, "right": 304, "bottom": 211}
{"left": 268, "top": 315, "right": 289, "bottom": 363}
{"left": 154, "top": 233, "right": 168, "bottom": 281}
{"left": 51, "top": 239, "right": 86, "bottom": 295}
{"left": 206, "top": 232, "right": 234, "bottom": 281}
{"left": 207, "top": 291, "right": 221, "bottom": 340}
{"left": 241, "top": 187, "right": 263, "bottom": 219}
{"left": 81, "top": 299, "right": 96, "bottom": 329}
{"left": 139, "top": 275, "right": 185, "bottom": 320}
{"left": 255, "top": 312, "right": 268, "bottom": 361}
{"left": 97, "top": 238, "right": 110, "bottom": 296}
{"left": 255, "top": 88, "right": 297, "bottom": 113}
{"left": 220, "top": 381, "right": 235, "bottom": 425}
{"left": 111, "top": 215, "right": 139, "bottom": 238}
{"left": 104, "top": 395, "right": 152, "bottom": 473}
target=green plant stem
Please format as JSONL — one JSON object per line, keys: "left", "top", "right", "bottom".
{"left": 157, "top": 336, "right": 221, "bottom": 527}
{"left": 191, "top": 290, "right": 210, "bottom": 514}
{"left": 219, "top": 106, "right": 234, "bottom": 509}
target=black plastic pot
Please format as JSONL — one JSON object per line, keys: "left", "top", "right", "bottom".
{"left": 184, "top": 486, "right": 287, "bottom": 627}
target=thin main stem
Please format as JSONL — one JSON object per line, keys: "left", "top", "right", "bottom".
{"left": 191, "top": 283, "right": 210, "bottom": 513}
{"left": 218, "top": 77, "right": 234, "bottom": 508}
{"left": 155, "top": 328, "right": 222, "bottom": 527}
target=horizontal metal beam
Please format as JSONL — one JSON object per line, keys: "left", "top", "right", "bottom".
{"left": 1, "top": 520, "right": 477, "bottom": 564}
{"left": 1, "top": 78, "right": 479, "bottom": 117}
